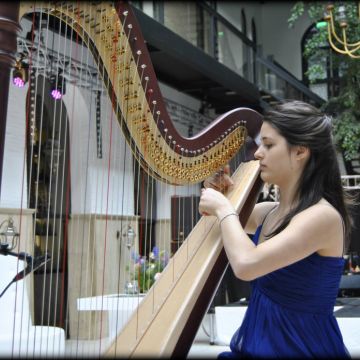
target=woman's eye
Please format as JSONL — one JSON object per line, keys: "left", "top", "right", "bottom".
{"left": 264, "top": 144, "right": 273, "bottom": 149}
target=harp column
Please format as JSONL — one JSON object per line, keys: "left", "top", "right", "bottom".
{"left": 0, "top": 3, "right": 21, "bottom": 194}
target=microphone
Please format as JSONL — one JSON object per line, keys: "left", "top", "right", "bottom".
{"left": 13, "top": 254, "right": 50, "bottom": 282}
{"left": 0, "top": 250, "right": 51, "bottom": 297}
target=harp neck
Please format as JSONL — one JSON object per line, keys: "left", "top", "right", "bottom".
{"left": 18, "top": 2, "right": 262, "bottom": 185}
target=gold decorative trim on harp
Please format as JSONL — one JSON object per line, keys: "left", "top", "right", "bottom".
{"left": 3, "top": 1, "right": 263, "bottom": 358}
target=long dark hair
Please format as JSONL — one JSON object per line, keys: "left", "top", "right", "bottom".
{"left": 264, "top": 100, "right": 353, "bottom": 249}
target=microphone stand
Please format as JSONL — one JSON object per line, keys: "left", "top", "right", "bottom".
{"left": 0, "top": 247, "right": 51, "bottom": 298}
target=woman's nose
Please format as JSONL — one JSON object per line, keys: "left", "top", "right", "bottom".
{"left": 254, "top": 147, "right": 262, "bottom": 160}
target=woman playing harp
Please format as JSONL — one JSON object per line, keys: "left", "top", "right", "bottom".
{"left": 200, "top": 100, "right": 352, "bottom": 358}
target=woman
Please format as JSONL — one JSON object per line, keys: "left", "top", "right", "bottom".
{"left": 199, "top": 100, "right": 353, "bottom": 358}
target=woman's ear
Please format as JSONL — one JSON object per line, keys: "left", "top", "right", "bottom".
{"left": 295, "top": 145, "right": 310, "bottom": 161}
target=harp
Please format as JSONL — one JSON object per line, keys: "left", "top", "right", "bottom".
{"left": 0, "top": 1, "right": 262, "bottom": 358}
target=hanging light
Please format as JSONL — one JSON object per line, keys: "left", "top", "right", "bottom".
{"left": 122, "top": 225, "right": 136, "bottom": 250}
{"left": 50, "top": 70, "right": 66, "bottom": 100}
{"left": 323, "top": 2, "right": 360, "bottom": 59}
{"left": 12, "top": 59, "right": 28, "bottom": 88}
{"left": 0, "top": 217, "right": 20, "bottom": 251}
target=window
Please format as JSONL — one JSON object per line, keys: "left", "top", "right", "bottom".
{"left": 301, "top": 24, "right": 343, "bottom": 100}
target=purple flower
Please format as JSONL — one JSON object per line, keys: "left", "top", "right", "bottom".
{"left": 152, "top": 246, "right": 160, "bottom": 258}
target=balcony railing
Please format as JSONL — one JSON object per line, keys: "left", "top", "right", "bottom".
{"left": 142, "top": 1, "right": 324, "bottom": 108}
{"left": 342, "top": 175, "right": 360, "bottom": 189}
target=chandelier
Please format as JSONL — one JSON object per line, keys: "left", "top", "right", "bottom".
{"left": 324, "top": 2, "right": 360, "bottom": 59}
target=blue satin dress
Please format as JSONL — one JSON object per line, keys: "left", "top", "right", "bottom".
{"left": 218, "top": 225, "right": 350, "bottom": 359}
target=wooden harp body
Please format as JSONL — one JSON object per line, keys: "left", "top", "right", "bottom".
{"left": 0, "top": 1, "right": 263, "bottom": 358}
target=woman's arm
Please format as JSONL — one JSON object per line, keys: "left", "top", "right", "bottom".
{"left": 202, "top": 165, "right": 276, "bottom": 234}
{"left": 199, "top": 188, "right": 343, "bottom": 281}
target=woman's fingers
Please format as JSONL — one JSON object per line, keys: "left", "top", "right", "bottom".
{"left": 223, "top": 164, "right": 231, "bottom": 174}
{"left": 203, "top": 178, "right": 221, "bottom": 191}
{"left": 199, "top": 187, "right": 230, "bottom": 217}
{"left": 203, "top": 165, "right": 234, "bottom": 192}
{"left": 199, "top": 188, "right": 211, "bottom": 216}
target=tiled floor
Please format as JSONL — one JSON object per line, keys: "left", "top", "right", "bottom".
{"left": 188, "top": 298, "right": 360, "bottom": 359}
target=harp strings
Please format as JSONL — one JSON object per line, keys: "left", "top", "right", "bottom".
{"left": 50, "top": 1, "right": 70, "bottom": 339}
{"left": 32, "top": 2, "right": 53, "bottom": 355}
{"left": 105, "top": 4, "right": 131, "bottom": 352}
{"left": 13, "top": 7, "right": 35, "bottom": 358}
{"left": 82, "top": 4, "right": 97, "bottom": 351}
{"left": 71, "top": 2, "right": 97, "bottom": 354}
{"left": 10, "top": 2, "right": 255, "bottom": 358}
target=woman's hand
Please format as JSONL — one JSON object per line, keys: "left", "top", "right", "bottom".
{"left": 203, "top": 164, "right": 234, "bottom": 193}
{"left": 199, "top": 187, "right": 235, "bottom": 219}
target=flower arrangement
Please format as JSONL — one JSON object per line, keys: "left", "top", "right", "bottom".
{"left": 127, "top": 246, "right": 169, "bottom": 293}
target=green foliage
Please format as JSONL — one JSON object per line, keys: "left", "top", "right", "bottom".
{"left": 289, "top": 2, "right": 360, "bottom": 163}
{"left": 326, "top": 60, "right": 360, "bottom": 160}
{"left": 288, "top": 2, "right": 305, "bottom": 28}
{"left": 333, "top": 110, "right": 360, "bottom": 160}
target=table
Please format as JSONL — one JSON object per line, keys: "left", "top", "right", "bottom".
{"left": 77, "top": 294, "right": 145, "bottom": 343}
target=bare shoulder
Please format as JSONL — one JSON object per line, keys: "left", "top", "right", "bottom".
{"left": 295, "top": 200, "right": 342, "bottom": 228}
{"left": 245, "top": 201, "right": 279, "bottom": 233}
{"left": 291, "top": 200, "right": 344, "bottom": 256}
{"left": 254, "top": 201, "right": 279, "bottom": 222}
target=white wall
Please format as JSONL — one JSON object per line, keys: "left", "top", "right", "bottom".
{"left": 260, "top": 2, "right": 311, "bottom": 80}
{"left": 217, "top": 1, "right": 312, "bottom": 80}
{"left": 1, "top": 80, "right": 135, "bottom": 216}
{"left": 0, "top": 81, "right": 28, "bottom": 209}
{"left": 62, "top": 84, "right": 135, "bottom": 216}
